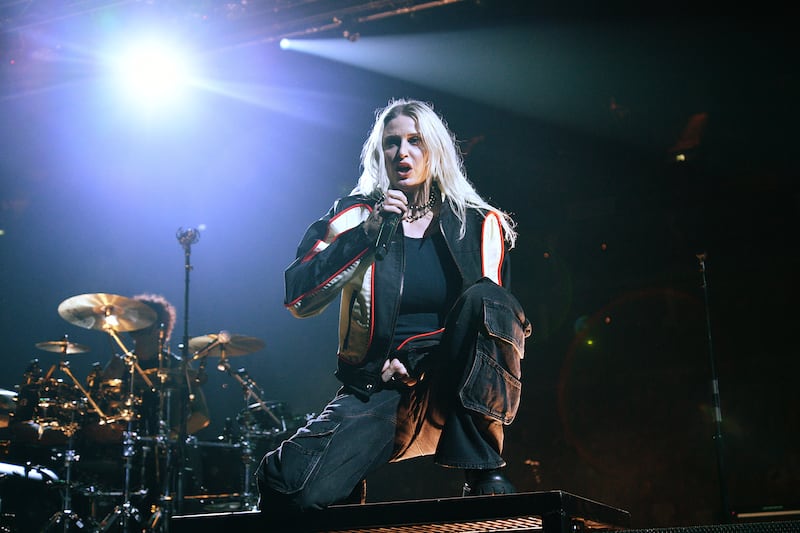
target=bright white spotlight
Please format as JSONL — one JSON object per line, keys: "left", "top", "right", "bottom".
{"left": 279, "top": 38, "right": 291, "bottom": 50}
{"left": 115, "top": 38, "right": 192, "bottom": 108}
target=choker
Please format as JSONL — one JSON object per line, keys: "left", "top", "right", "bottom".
{"left": 404, "top": 186, "right": 438, "bottom": 222}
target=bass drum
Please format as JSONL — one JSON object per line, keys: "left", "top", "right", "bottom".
{"left": 0, "top": 462, "right": 61, "bottom": 533}
{"left": 0, "top": 388, "right": 15, "bottom": 445}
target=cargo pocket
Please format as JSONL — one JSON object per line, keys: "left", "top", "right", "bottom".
{"left": 482, "top": 298, "right": 529, "bottom": 360}
{"left": 270, "top": 420, "right": 340, "bottom": 494}
{"left": 458, "top": 297, "right": 526, "bottom": 425}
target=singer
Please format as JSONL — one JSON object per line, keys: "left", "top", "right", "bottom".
{"left": 257, "top": 99, "right": 531, "bottom": 513}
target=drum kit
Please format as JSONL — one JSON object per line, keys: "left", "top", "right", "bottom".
{"left": 0, "top": 293, "right": 301, "bottom": 533}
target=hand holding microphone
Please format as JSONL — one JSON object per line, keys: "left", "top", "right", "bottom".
{"left": 369, "top": 190, "right": 407, "bottom": 261}
{"left": 374, "top": 213, "right": 400, "bottom": 260}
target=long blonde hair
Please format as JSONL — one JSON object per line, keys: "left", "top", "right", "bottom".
{"left": 353, "top": 98, "right": 517, "bottom": 248}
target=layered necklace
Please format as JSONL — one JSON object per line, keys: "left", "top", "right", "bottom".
{"left": 404, "top": 185, "right": 438, "bottom": 222}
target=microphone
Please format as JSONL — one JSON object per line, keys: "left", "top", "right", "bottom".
{"left": 176, "top": 227, "right": 200, "bottom": 252}
{"left": 374, "top": 213, "right": 401, "bottom": 261}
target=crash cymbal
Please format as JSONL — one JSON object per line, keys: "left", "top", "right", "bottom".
{"left": 35, "top": 340, "right": 90, "bottom": 355}
{"left": 58, "top": 293, "right": 157, "bottom": 332}
{"left": 188, "top": 333, "right": 265, "bottom": 358}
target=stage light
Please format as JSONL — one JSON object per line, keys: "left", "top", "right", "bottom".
{"left": 113, "top": 38, "right": 193, "bottom": 108}
{"left": 279, "top": 38, "right": 291, "bottom": 50}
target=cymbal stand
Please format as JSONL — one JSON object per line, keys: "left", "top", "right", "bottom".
{"left": 42, "top": 340, "right": 105, "bottom": 532}
{"left": 145, "top": 349, "right": 180, "bottom": 533}
{"left": 95, "top": 351, "right": 146, "bottom": 533}
{"left": 217, "top": 355, "right": 279, "bottom": 510}
{"left": 42, "top": 409, "right": 87, "bottom": 532}
{"left": 103, "top": 326, "right": 156, "bottom": 393}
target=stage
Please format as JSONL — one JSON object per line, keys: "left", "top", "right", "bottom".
{"left": 170, "top": 490, "right": 631, "bottom": 532}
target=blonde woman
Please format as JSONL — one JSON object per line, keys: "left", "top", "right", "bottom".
{"left": 257, "top": 99, "right": 531, "bottom": 513}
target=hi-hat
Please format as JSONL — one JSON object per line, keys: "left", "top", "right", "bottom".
{"left": 35, "top": 340, "right": 90, "bottom": 355}
{"left": 58, "top": 293, "right": 157, "bottom": 332}
{"left": 188, "top": 333, "right": 265, "bottom": 358}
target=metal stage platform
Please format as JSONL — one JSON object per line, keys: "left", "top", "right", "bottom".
{"left": 170, "top": 490, "right": 631, "bottom": 532}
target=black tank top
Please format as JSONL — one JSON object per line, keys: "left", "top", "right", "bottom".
{"left": 392, "top": 230, "right": 459, "bottom": 348}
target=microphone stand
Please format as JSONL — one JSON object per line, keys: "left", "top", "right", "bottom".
{"left": 175, "top": 228, "right": 200, "bottom": 514}
{"left": 696, "top": 253, "right": 731, "bottom": 523}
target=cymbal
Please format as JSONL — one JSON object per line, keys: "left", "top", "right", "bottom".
{"left": 35, "top": 340, "right": 90, "bottom": 354}
{"left": 58, "top": 293, "right": 157, "bottom": 332}
{"left": 188, "top": 334, "right": 265, "bottom": 358}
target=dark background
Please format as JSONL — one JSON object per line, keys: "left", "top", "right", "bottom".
{"left": 1, "top": 1, "right": 797, "bottom": 529}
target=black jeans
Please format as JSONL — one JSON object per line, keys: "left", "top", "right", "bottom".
{"left": 256, "top": 278, "right": 530, "bottom": 512}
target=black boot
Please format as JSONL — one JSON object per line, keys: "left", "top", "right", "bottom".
{"left": 462, "top": 467, "right": 516, "bottom": 496}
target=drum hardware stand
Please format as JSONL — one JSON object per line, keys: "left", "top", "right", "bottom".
{"left": 40, "top": 337, "right": 112, "bottom": 532}
{"left": 95, "top": 349, "right": 149, "bottom": 533}
{"left": 103, "top": 326, "right": 156, "bottom": 394}
{"left": 55, "top": 360, "right": 109, "bottom": 423}
{"left": 143, "top": 350, "right": 183, "bottom": 533}
{"left": 217, "top": 357, "right": 279, "bottom": 510}
{"left": 696, "top": 252, "right": 731, "bottom": 522}
{"left": 42, "top": 410, "right": 88, "bottom": 532}
{"left": 93, "top": 426, "right": 144, "bottom": 533}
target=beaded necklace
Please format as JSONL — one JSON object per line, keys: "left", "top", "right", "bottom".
{"left": 404, "top": 186, "right": 438, "bottom": 222}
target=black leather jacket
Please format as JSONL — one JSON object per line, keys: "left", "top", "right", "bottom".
{"left": 284, "top": 194, "right": 511, "bottom": 398}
